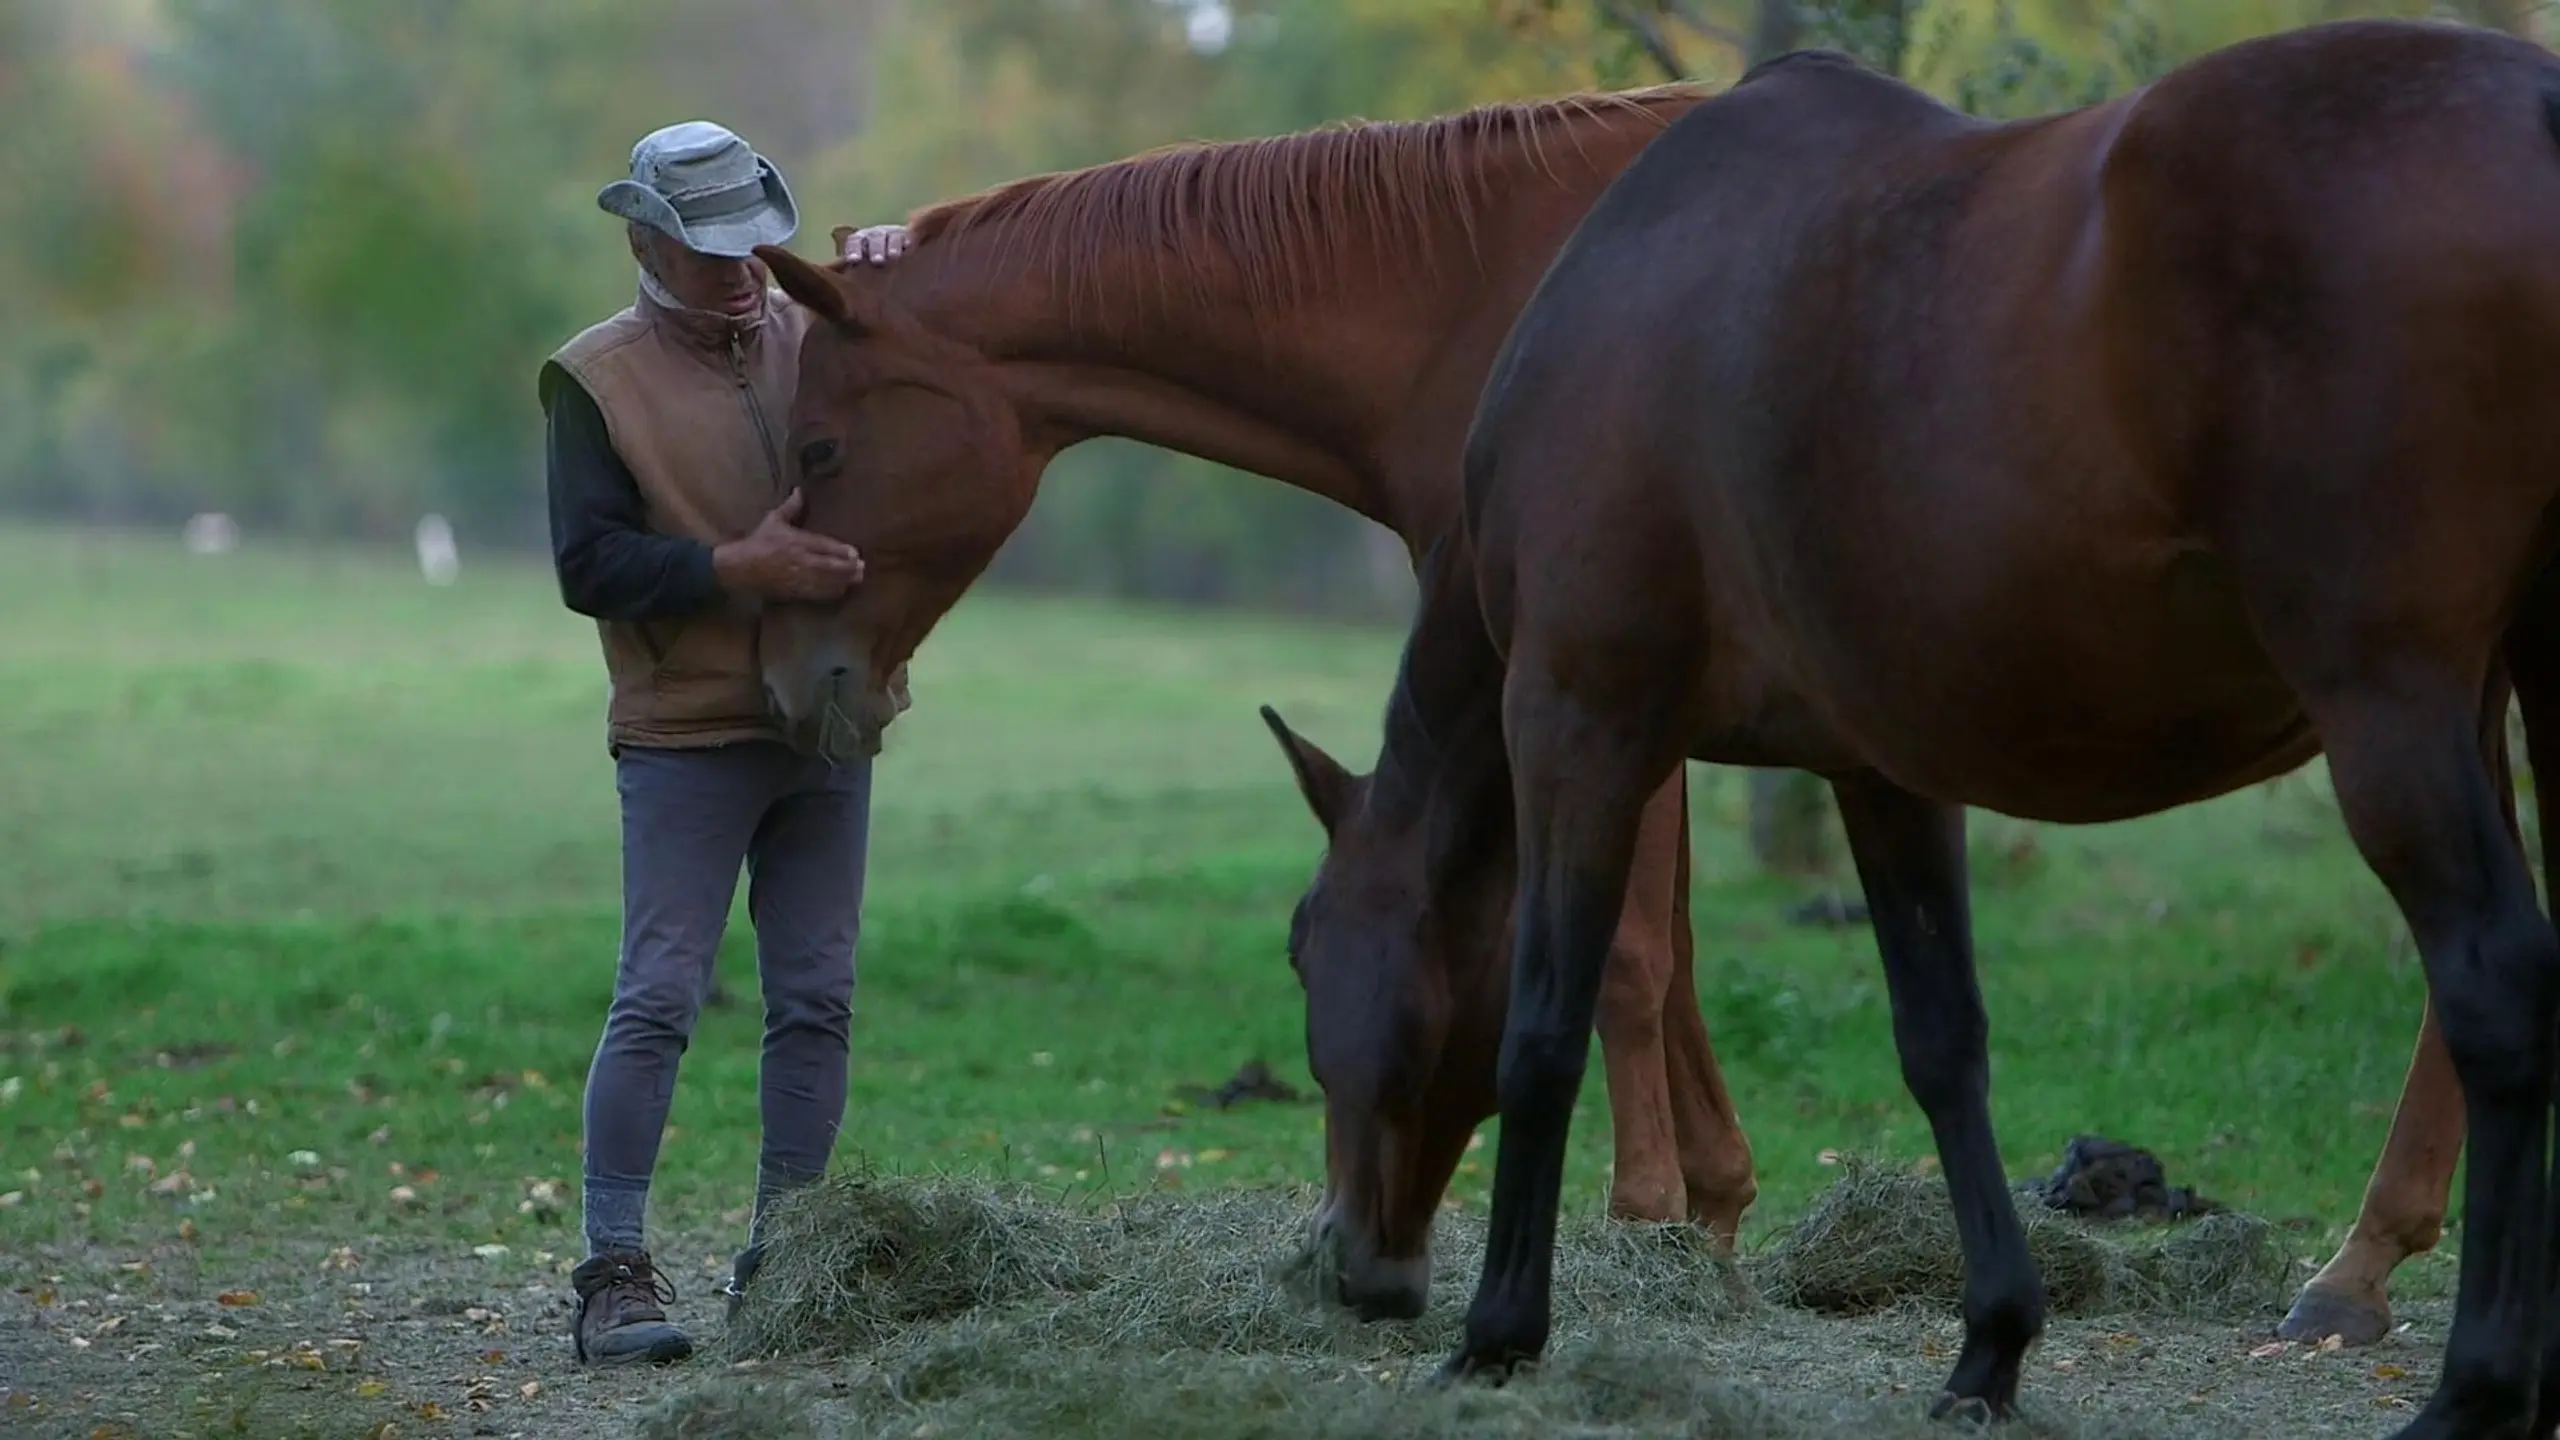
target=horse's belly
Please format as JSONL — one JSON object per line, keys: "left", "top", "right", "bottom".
{"left": 1809, "top": 559, "right": 2321, "bottom": 824}
{"left": 1888, "top": 689, "right": 2322, "bottom": 825}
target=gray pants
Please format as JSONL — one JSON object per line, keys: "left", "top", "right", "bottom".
{"left": 580, "top": 740, "right": 872, "bottom": 1258}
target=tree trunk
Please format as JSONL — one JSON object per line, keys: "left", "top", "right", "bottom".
{"left": 1748, "top": 769, "right": 1837, "bottom": 875}
{"left": 1749, "top": 0, "right": 1802, "bottom": 62}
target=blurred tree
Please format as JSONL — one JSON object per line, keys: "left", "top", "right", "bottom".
{"left": 1, "top": 0, "right": 2531, "bottom": 622}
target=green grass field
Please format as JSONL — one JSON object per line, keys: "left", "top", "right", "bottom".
{"left": 0, "top": 519, "right": 2471, "bottom": 1436}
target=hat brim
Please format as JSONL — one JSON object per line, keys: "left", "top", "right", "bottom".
{"left": 598, "top": 161, "right": 800, "bottom": 259}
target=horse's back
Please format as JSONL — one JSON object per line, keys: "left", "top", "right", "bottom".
{"left": 1469, "top": 20, "right": 2560, "bottom": 818}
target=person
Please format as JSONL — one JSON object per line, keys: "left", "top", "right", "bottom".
{"left": 537, "top": 119, "right": 912, "bottom": 1367}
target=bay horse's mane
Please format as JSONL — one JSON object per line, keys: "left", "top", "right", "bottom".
{"left": 904, "top": 84, "right": 1708, "bottom": 320}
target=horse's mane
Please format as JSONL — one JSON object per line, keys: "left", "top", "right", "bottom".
{"left": 906, "top": 84, "right": 1707, "bottom": 321}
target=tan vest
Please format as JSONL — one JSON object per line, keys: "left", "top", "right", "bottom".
{"left": 540, "top": 286, "right": 814, "bottom": 754}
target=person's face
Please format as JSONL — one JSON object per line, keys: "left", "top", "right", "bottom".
{"left": 633, "top": 228, "right": 766, "bottom": 319}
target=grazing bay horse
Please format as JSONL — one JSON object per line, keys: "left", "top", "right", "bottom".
{"left": 751, "top": 71, "right": 2495, "bottom": 1354}
{"left": 1377, "top": 17, "right": 2560, "bottom": 1434}
{"left": 748, "top": 88, "right": 1773, "bottom": 1294}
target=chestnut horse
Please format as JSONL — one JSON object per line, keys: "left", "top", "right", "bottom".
{"left": 752, "top": 88, "right": 1771, "bottom": 1288}
{"left": 1343, "top": 18, "right": 2560, "bottom": 1433}
{"left": 750, "top": 78, "right": 2481, "bottom": 1346}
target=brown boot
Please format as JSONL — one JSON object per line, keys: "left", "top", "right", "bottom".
{"left": 569, "top": 1249, "right": 693, "bottom": 1366}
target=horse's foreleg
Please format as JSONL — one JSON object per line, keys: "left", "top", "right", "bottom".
{"left": 1660, "top": 769, "right": 1758, "bottom": 1245}
{"left": 1592, "top": 779, "right": 1689, "bottom": 1227}
{"left": 2311, "top": 690, "right": 2556, "bottom": 1440}
{"left": 1831, "top": 771, "right": 2042, "bottom": 1420}
{"left": 1441, "top": 660, "right": 1683, "bottom": 1385}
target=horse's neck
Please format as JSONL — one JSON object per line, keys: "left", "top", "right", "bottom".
{"left": 1372, "top": 534, "right": 1509, "bottom": 837}
{"left": 902, "top": 103, "right": 1683, "bottom": 540}
{"left": 902, "top": 245, "right": 1431, "bottom": 531}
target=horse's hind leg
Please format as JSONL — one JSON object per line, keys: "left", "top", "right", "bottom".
{"left": 2284, "top": 677, "right": 2518, "bottom": 1346}
{"left": 2500, "top": 574, "right": 2560, "bottom": 1437}
{"left": 2313, "top": 686, "right": 2558, "bottom": 1440}
{"left": 2283, "top": 1001, "right": 2466, "bottom": 1345}
{"left": 1444, "top": 656, "right": 1686, "bottom": 1383}
{"left": 1830, "top": 771, "right": 2043, "bottom": 1419}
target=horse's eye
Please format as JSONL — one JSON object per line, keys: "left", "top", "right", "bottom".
{"left": 800, "top": 438, "right": 841, "bottom": 473}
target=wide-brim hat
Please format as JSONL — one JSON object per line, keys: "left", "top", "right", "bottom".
{"left": 597, "top": 120, "right": 799, "bottom": 259}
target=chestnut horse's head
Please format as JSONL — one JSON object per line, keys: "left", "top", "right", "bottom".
{"left": 1259, "top": 674, "right": 1514, "bottom": 1320}
{"left": 749, "top": 235, "right": 1043, "bottom": 761}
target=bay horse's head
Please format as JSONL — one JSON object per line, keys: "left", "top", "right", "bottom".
{"left": 749, "top": 235, "right": 1044, "bottom": 761}
{"left": 1259, "top": 667, "right": 1513, "bottom": 1320}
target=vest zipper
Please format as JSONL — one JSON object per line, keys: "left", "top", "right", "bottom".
{"left": 731, "top": 331, "right": 785, "bottom": 499}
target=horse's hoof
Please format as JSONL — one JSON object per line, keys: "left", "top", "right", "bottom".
{"left": 2276, "top": 1284, "right": 2391, "bottom": 1347}
{"left": 1432, "top": 1346, "right": 1534, "bottom": 1390}
{"left": 1928, "top": 1392, "right": 2000, "bottom": 1427}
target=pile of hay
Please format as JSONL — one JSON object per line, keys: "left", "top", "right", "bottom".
{"left": 689, "top": 1157, "right": 2302, "bottom": 1439}
{"left": 1755, "top": 1157, "right": 2292, "bottom": 1318}
{"left": 720, "top": 1167, "right": 1107, "bottom": 1357}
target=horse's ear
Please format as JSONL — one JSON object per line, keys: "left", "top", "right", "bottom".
{"left": 756, "top": 244, "right": 868, "bottom": 333}
{"left": 1260, "top": 704, "right": 1355, "bottom": 835}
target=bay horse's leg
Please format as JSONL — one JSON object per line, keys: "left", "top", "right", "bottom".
{"left": 2282, "top": 1003, "right": 2465, "bottom": 1344}
{"left": 1442, "top": 661, "right": 1684, "bottom": 1384}
{"left": 1660, "top": 770, "right": 1759, "bottom": 1243}
{"left": 2499, "top": 580, "right": 2560, "bottom": 1437}
{"left": 1593, "top": 779, "right": 1693, "bottom": 1226}
{"left": 1830, "top": 771, "right": 2042, "bottom": 1420}
{"left": 2283, "top": 680, "right": 2516, "bottom": 1346}
{"left": 2315, "top": 695, "right": 2556, "bottom": 1440}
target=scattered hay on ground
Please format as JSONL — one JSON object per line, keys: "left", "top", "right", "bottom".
{"left": 700, "top": 1156, "right": 2315, "bottom": 1439}
{"left": 1757, "top": 1158, "right": 2291, "bottom": 1319}
{"left": 636, "top": 1377, "right": 823, "bottom": 1440}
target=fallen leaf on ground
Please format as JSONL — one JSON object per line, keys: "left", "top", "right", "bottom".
{"left": 215, "top": 1290, "right": 259, "bottom": 1307}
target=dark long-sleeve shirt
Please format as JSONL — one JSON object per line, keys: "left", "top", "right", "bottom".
{"left": 544, "top": 371, "right": 726, "bottom": 622}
